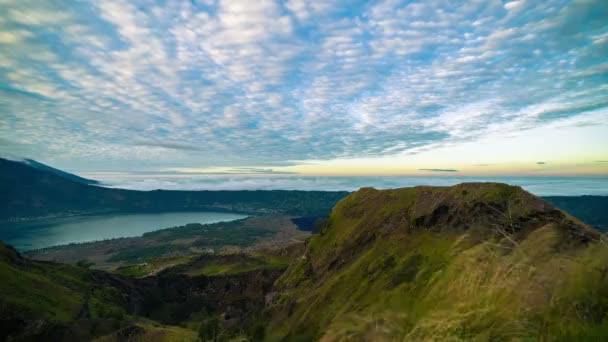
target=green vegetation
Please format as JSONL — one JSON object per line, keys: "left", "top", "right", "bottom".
{"left": 0, "top": 241, "right": 281, "bottom": 341}
{"left": 198, "top": 315, "right": 220, "bottom": 341}
{"left": 0, "top": 243, "right": 129, "bottom": 324}
{"left": 107, "top": 244, "right": 187, "bottom": 263}
{"left": 76, "top": 259, "right": 96, "bottom": 268}
{"left": 28, "top": 216, "right": 306, "bottom": 272}
{"left": 4, "top": 182, "right": 608, "bottom": 341}
{"left": 267, "top": 183, "right": 608, "bottom": 341}
{"left": 152, "top": 252, "right": 293, "bottom": 279}
{"left": 0, "top": 253, "right": 85, "bottom": 321}
{"left": 88, "top": 287, "right": 127, "bottom": 320}
{"left": 185, "top": 254, "right": 290, "bottom": 277}
{"left": 95, "top": 322, "right": 199, "bottom": 342}
{"left": 114, "top": 255, "right": 195, "bottom": 277}
{"left": 106, "top": 221, "right": 276, "bottom": 264}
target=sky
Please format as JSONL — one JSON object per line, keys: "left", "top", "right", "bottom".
{"left": 1, "top": 0, "right": 607, "bottom": 182}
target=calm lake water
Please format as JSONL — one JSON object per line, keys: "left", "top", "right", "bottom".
{"left": 0, "top": 212, "right": 247, "bottom": 251}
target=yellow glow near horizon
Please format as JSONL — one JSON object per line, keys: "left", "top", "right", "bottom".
{"left": 279, "top": 114, "right": 608, "bottom": 176}
{"left": 158, "top": 114, "right": 608, "bottom": 177}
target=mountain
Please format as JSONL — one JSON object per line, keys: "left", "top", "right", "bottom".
{"left": 544, "top": 195, "right": 608, "bottom": 231}
{"left": 1, "top": 183, "right": 607, "bottom": 340}
{"left": 0, "top": 158, "right": 349, "bottom": 221}
{"left": 1, "top": 157, "right": 607, "bottom": 231}
{"left": 22, "top": 159, "right": 99, "bottom": 185}
{"left": 265, "top": 183, "right": 608, "bottom": 340}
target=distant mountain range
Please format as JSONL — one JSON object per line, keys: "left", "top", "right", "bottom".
{"left": 543, "top": 195, "right": 608, "bottom": 230}
{"left": 0, "top": 158, "right": 606, "bottom": 231}
{"left": 0, "top": 158, "right": 349, "bottom": 221}
{"left": 22, "top": 158, "right": 99, "bottom": 185}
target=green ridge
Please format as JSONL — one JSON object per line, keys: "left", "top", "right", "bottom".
{"left": 266, "top": 183, "right": 608, "bottom": 341}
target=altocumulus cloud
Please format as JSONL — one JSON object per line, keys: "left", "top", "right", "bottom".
{"left": 0, "top": 0, "right": 607, "bottom": 170}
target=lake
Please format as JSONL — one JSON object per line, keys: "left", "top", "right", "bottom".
{"left": 0, "top": 212, "right": 248, "bottom": 251}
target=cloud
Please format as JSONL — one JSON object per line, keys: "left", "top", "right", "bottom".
{"left": 0, "top": 0, "right": 606, "bottom": 171}
{"left": 133, "top": 140, "right": 206, "bottom": 152}
{"left": 504, "top": 1, "right": 525, "bottom": 11}
{"left": 285, "top": 0, "right": 336, "bottom": 21}
{"left": 0, "top": 30, "right": 31, "bottom": 44}
{"left": 418, "top": 169, "right": 459, "bottom": 173}
{"left": 155, "top": 167, "right": 298, "bottom": 175}
{"left": 226, "top": 168, "right": 298, "bottom": 175}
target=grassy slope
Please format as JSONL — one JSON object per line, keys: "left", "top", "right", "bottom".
{"left": 0, "top": 243, "right": 202, "bottom": 341}
{"left": 0, "top": 242, "right": 123, "bottom": 322}
{"left": 0, "top": 239, "right": 296, "bottom": 341}
{"left": 93, "top": 322, "right": 199, "bottom": 342}
{"left": 175, "top": 253, "right": 291, "bottom": 277}
{"left": 267, "top": 183, "right": 608, "bottom": 341}
{"left": 0, "top": 245, "right": 86, "bottom": 321}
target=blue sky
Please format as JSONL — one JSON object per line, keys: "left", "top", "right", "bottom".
{"left": 0, "top": 0, "right": 607, "bottom": 177}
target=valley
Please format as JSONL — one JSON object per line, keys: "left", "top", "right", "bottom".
{"left": 25, "top": 216, "right": 311, "bottom": 274}
{"left": 2, "top": 182, "right": 608, "bottom": 341}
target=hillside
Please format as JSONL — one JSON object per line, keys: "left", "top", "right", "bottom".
{"left": 0, "top": 158, "right": 348, "bottom": 221}
{"left": 2, "top": 183, "right": 608, "bottom": 340}
{"left": 22, "top": 159, "right": 100, "bottom": 185}
{"left": 545, "top": 195, "right": 608, "bottom": 231}
{"left": 0, "top": 240, "right": 285, "bottom": 341}
{"left": 266, "top": 183, "right": 608, "bottom": 340}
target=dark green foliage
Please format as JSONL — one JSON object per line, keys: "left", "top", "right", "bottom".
{"left": 143, "top": 219, "right": 275, "bottom": 244}
{"left": 290, "top": 216, "right": 329, "bottom": 233}
{"left": 102, "top": 220, "right": 277, "bottom": 262}
{"left": 199, "top": 315, "right": 220, "bottom": 341}
{"left": 0, "top": 239, "right": 283, "bottom": 340}
{"left": 250, "top": 321, "right": 266, "bottom": 341}
{"left": 107, "top": 244, "right": 185, "bottom": 262}
{"left": 76, "top": 259, "right": 95, "bottom": 268}
{"left": 190, "top": 226, "right": 274, "bottom": 248}
{"left": 390, "top": 253, "right": 423, "bottom": 286}
{"left": 88, "top": 287, "right": 126, "bottom": 320}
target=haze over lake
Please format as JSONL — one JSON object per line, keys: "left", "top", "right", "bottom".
{"left": 1, "top": 212, "right": 247, "bottom": 251}
{"left": 97, "top": 176, "right": 608, "bottom": 196}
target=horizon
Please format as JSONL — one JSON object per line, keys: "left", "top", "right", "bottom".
{"left": 5, "top": 155, "right": 608, "bottom": 196}
{"left": 1, "top": 0, "right": 607, "bottom": 178}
